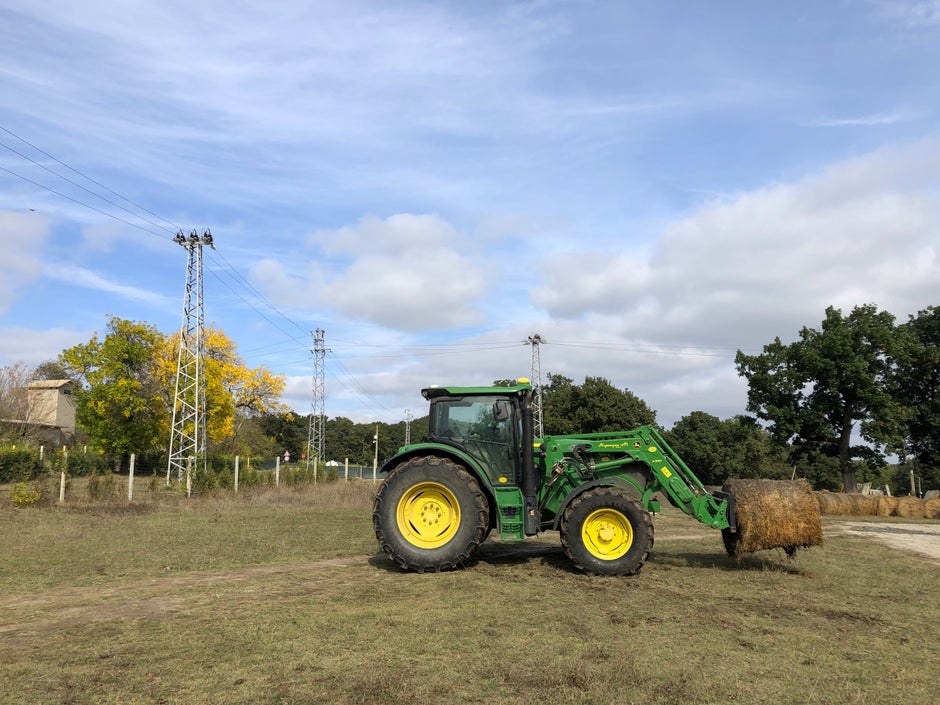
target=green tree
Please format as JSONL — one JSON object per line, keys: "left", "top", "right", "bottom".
{"left": 542, "top": 373, "right": 656, "bottom": 435}
{"left": 60, "top": 317, "right": 168, "bottom": 465}
{"left": 736, "top": 304, "right": 899, "bottom": 493}
{"left": 256, "top": 411, "right": 308, "bottom": 460}
{"left": 31, "top": 359, "right": 71, "bottom": 381}
{"left": 892, "top": 306, "right": 940, "bottom": 491}
{"left": 665, "top": 411, "right": 790, "bottom": 485}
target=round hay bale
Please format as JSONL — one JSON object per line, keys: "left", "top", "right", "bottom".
{"left": 876, "top": 496, "right": 899, "bottom": 517}
{"left": 924, "top": 498, "right": 940, "bottom": 519}
{"left": 723, "top": 478, "right": 823, "bottom": 559}
{"left": 814, "top": 492, "right": 838, "bottom": 515}
{"left": 847, "top": 494, "right": 878, "bottom": 516}
{"left": 825, "top": 493, "right": 855, "bottom": 516}
{"left": 895, "top": 496, "right": 925, "bottom": 519}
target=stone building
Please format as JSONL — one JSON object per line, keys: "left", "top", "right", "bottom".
{"left": 26, "top": 379, "right": 76, "bottom": 445}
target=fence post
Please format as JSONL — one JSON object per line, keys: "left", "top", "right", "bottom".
{"left": 39, "top": 445, "right": 44, "bottom": 465}
{"left": 344, "top": 458, "right": 349, "bottom": 482}
{"left": 234, "top": 455, "right": 240, "bottom": 493}
{"left": 275, "top": 456, "right": 280, "bottom": 487}
{"left": 128, "top": 453, "right": 135, "bottom": 502}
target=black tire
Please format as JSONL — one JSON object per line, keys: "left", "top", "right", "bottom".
{"left": 372, "top": 455, "right": 489, "bottom": 573}
{"left": 560, "top": 488, "right": 654, "bottom": 576}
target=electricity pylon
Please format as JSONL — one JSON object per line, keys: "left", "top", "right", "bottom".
{"left": 167, "top": 229, "right": 214, "bottom": 484}
{"left": 306, "top": 328, "right": 326, "bottom": 471}
{"left": 527, "top": 333, "right": 545, "bottom": 438}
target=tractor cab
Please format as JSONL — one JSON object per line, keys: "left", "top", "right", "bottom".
{"left": 422, "top": 381, "right": 530, "bottom": 488}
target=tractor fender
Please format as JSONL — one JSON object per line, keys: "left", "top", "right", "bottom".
{"left": 549, "top": 476, "right": 645, "bottom": 531}
{"left": 380, "top": 444, "right": 497, "bottom": 523}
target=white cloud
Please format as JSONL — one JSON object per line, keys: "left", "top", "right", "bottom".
{"left": 257, "top": 214, "right": 488, "bottom": 332}
{"left": 0, "top": 210, "right": 49, "bottom": 314}
{"left": 0, "top": 326, "right": 87, "bottom": 366}
{"left": 868, "top": 0, "right": 940, "bottom": 28}
{"left": 44, "top": 263, "right": 173, "bottom": 308}
{"left": 806, "top": 110, "right": 917, "bottom": 127}
{"left": 531, "top": 138, "right": 940, "bottom": 350}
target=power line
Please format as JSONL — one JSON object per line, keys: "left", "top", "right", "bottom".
{"left": 0, "top": 125, "right": 182, "bottom": 233}
{"left": 0, "top": 137, "right": 178, "bottom": 237}
{"left": 0, "top": 163, "right": 173, "bottom": 241}
{"left": 206, "top": 248, "right": 310, "bottom": 337}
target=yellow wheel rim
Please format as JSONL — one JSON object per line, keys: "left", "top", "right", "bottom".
{"left": 396, "top": 482, "right": 461, "bottom": 549}
{"left": 582, "top": 508, "right": 633, "bottom": 560}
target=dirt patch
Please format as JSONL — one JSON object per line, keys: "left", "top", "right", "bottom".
{"left": 831, "top": 521, "right": 940, "bottom": 565}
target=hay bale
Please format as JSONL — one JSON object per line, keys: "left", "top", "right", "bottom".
{"left": 924, "top": 498, "right": 940, "bottom": 519}
{"left": 896, "top": 496, "right": 926, "bottom": 519}
{"left": 876, "top": 496, "right": 899, "bottom": 517}
{"left": 847, "top": 494, "right": 878, "bottom": 516}
{"left": 722, "top": 479, "right": 823, "bottom": 559}
{"left": 814, "top": 492, "right": 840, "bottom": 515}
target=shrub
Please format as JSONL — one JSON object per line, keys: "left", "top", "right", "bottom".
{"left": 87, "top": 471, "right": 118, "bottom": 500}
{"left": 67, "top": 451, "right": 110, "bottom": 477}
{"left": 10, "top": 481, "right": 42, "bottom": 507}
{"left": 0, "top": 446, "right": 43, "bottom": 483}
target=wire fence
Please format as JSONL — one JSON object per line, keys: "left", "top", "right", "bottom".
{"left": 2, "top": 444, "right": 387, "bottom": 506}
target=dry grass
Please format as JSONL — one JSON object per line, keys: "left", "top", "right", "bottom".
{"left": 723, "top": 479, "right": 823, "bottom": 558}
{"left": 1, "top": 485, "right": 939, "bottom": 705}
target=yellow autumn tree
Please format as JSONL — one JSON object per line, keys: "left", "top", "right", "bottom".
{"left": 157, "top": 326, "right": 287, "bottom": 452}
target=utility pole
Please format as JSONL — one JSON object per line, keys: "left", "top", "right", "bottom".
{"left": 372, "top": 425, "right": 379, "bottom": 481}
{"left": 404, "top": 408, "right": 412, "bottom": 446}
{"left": 527, "top": 333, "right": 545, "bottom": 438}
{"left": 167, "top": 229, "right": 214, "bottom": 484}
{"left": 306, "top": 328, "right": 326, "bottom": 471}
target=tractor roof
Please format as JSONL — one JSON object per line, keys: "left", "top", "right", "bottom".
{"left": 422, "top": 379, "right": 532, "bottom": 400}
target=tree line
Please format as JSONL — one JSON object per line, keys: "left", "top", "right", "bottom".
{"left": 1, "top": 304, "right": 937, "bottom": 494}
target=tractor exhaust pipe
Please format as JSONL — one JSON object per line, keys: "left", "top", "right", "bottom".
{"left": 521, "top": 392, "right": 539, "bottom": 536}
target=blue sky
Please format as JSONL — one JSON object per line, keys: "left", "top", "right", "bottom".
{"left": 2, "top": 0, "right": 939, "bottom": 429}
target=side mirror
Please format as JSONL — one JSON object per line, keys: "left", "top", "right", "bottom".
{"left": 493, "top": 400, "right": 511, "bottom": 422}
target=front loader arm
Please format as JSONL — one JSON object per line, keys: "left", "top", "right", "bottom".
{"left": 538, "top": 426, "right": 733, "bottom": 530}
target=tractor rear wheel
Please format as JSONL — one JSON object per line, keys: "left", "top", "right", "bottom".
{"left": 560, "top": 488, "right": 653, "bottom": 576}
{"left": 373, "top": 455, "right": 489, "bottom": 572}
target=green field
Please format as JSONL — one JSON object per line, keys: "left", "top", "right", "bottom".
{"left": 1, "top": 482, "right": 937, "bottom": 705}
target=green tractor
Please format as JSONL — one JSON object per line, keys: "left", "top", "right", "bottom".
{"left": 373, "top": 379, "right": 820, "bottom": 575}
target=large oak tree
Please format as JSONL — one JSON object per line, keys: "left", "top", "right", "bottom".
{"left": 736, "top": 304, "right": 899, "bottom": 493}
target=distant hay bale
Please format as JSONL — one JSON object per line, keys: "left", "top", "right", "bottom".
{"left": 815, "top": 492, "right": 855, "bottom": 515}
{"left": 722, "top": 479, "right": 823, "bottom": 559}
{"left": 814, "top": 492, "right": 839, "bottom": 515}
{"left": 924, "top": 498, "right": 940, "bottom": 519}
{"left": 896, "top": 496, "right": 926, "bottom": 519}
{"left": 814, "top": 492, "right": 885, "bottom": 516}
{"left": 847, "top": 494, "right": 878, "bottom": 516}
{"left": 876, "top": 496, "right": 899, "bottom": 517}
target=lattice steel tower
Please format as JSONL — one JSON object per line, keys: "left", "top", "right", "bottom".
{"left": 167, "top": 229, "right": 214, "bottom": 483}
{"left": 306, "top": 328, "right": 326, "bottom": 469}
{"left": 527, "top": 333, "right": 545, "bottom": 438}
{"left": 404, "top": 408, "right": 413, "bottom": 446}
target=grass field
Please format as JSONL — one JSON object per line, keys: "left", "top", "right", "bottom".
{"left": 1, "top": 481, "right": 938, "bottom": 705}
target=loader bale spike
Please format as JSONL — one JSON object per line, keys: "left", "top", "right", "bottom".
{"left": 722, "top": 478, "right": 823, "bottom": 560}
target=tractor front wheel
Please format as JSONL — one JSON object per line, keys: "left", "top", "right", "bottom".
{"left": 373, "top": 455, "right": 489, "bottom": 572}
{"left": 560, "top": 488, "right": 653, "bottom": 576}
